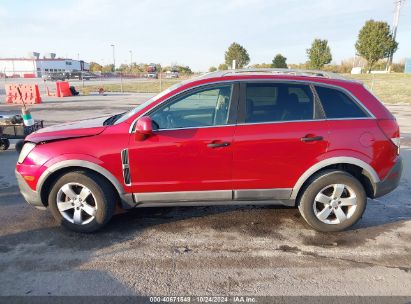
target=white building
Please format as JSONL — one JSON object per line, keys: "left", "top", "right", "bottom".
{"left": 0, "top": 53, "right": 90, "bottom": 78}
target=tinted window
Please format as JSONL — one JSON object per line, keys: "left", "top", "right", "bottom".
{"left": 151, "top": 85, "right": 232, "bottom": 129}
{"left": 245, "top": 83, "right": 314, "bottom": 123}
{"left": 316, "top": 86, "right": 368, "bottom": 119}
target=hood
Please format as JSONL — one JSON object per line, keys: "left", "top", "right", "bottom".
{"left": 26, "top": 116, "right": 109, "bottom": 144}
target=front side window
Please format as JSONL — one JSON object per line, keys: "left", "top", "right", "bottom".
{"left": 245, "top": 83, "right": 314, "bottom": 123}
{"left": 150, "top": 85, "right": 232, "bottom": 130}
{"left": 315, "top": 86, "right": 368, "bottom": 119}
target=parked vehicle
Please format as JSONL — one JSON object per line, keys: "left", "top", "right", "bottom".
{"left": 69, "top": 71, "right": 97, "bottom": 80}
{"left": 144, "top": 72, "right": 158, "bottom": 79}
{"left": 43, "top": 72, "right": 67, "bottom": 81}
{"left": 166, "top": 71, "right": 179, "bottom": 78}
{"left": 16, "top": 69, "right": 402, "bottom": 233}
{"left": 143, "top": 63, "right": 158, "bottom": 79}
{"left": 43, "top": 71, "right": 97, "bottom": 81}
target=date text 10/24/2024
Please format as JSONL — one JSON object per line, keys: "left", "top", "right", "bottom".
{"left": 149, "top": 296, "right": 257, "bottom": 303}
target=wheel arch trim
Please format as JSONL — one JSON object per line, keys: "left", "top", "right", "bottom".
{"left": 37, "top": 159, "right": 126, "bottom": 197}
{"left": 290, "top": 156, "right": 380, "bottom": 199}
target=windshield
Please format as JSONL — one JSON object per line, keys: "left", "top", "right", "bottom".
{"left": 114, "top": 82, "right": 185, "bottom": 124}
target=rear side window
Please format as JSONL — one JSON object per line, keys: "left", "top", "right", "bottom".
{"left": 315, "top": 86, "right": 368, "bottom": 119}
{"left": 245, "top": 83, "right": 314, "bottom": 123}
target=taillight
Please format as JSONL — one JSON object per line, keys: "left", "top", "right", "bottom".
{"left": 377, "top": 119, "right": 400, "bottom": 154}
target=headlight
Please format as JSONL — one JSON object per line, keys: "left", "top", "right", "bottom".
{"left": 18, "top": 142, "right": 36, "bottom": 163}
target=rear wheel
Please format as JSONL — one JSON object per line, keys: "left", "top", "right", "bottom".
{"left": 298, "top": 170, "right": 367, "bottom": 232}
{"left": 48, "top": 171, "right": 116, "bottom": 233}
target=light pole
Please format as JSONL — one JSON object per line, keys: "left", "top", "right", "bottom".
{"left": 110, "top": 44, "right": 115, "bottom": 72}
{"left": 387, "top": 0, "right": 405, "bottom": 71}
{"left": 129, "top": 50, "right": 133, "bottom": 66}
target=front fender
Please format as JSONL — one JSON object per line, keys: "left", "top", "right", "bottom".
{"left": 37, "top": 155, "right": 125, "bottom": 196}
{"left": 35, "top": 155, "right": 135, "bottom": 209}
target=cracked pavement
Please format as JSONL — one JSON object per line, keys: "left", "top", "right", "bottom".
{"left": 0, "top": 94, "right": 410, "bottom": 296}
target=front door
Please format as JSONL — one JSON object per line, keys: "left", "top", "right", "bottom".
{"left": 128, "top": 83, "right": 239, "bottom": 201}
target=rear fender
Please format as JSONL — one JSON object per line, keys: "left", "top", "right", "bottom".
{"left": 291, "top": 156, "right": 380, "bottom": 199}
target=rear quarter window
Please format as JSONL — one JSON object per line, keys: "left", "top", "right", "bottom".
{"left": 315, "top": 86, "right": 369, "bottom": 119}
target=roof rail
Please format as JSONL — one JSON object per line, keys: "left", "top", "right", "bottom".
{"left": 200, "top": 68, "right": 348, "bottom": 80}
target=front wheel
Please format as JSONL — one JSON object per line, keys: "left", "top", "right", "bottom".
{"left": 298, "top": 170, "right": 367, "bottom": 232}
{"left": 48, "top": 171, "right": 116, "bottom": 233}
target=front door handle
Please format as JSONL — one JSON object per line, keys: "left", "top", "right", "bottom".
{"left": 207, "top": 141, "right": 231, "bottom": 148}
{"left": 301, "top": 135, "right": 324, "bottom": 142}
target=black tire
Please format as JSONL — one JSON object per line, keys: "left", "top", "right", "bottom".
{"left": 0, "top": 138, "right": 10, "bottom": 150}
{"left": 298, "top": 170, "right": 367, "bottom": 232}
{"left": 15, "top": 140, "right": 24, "bottom": 153}
{"left": 48, "top": 171, "right": 117, "bottom": 233}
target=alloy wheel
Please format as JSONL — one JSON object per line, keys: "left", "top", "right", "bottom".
{"left": 313, "top": 183, "right": 358, "bottom": 225}
{"left": 56, "top": 182, "right": 97, "bottom": 225}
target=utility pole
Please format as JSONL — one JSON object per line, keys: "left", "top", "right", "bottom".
{"left": 110, "top": 44, "right": 116, "bottom": 72}
{"left": 387, "top": 0, "right": 404, "bottom": 71}
{"left": 129, "top": 50, "right": 133, "bottom": 66}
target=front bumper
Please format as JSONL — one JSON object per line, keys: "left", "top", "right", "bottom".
{"left": 15, "top": 170, "right": 45, "bottom": 209}
{"left": 373, "top": 156, "right": 403, "bottom": 198}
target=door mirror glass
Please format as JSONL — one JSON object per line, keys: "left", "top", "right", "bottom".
{"left": 136, "top": 116, "right": 153, "bottom": 135}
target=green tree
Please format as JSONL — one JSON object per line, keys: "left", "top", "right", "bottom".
{"left": 355, "top": 20, "right": 398, "bottom": 72}
{"left": 209, "top": 66, "right": 217, "bottom": 72}
{"left": 118, "top": 64, "right": 130, "bottom": 72}
{"left": 163, "top": 65, "right": 192, "bottom": 74}
{"left": 306, "top": 39, "right": 332, "bottom": 69}
{"left": 178, "top": 66, "right": 193, "bottom": 74}
{"left": 271, "top": 54, "right": 288, "bottom": 68}
{"left": 102, "top": 64, "right": 114, "bottom": 73}
{"left": 224, "top": 42, "right": 250, "bottom": 68}
{"left": 250, "top": 63, "right": 271, "bottom": 68}
{"left": 89, "top": 62, "right": 103, "bottom": 72}
{"left": 155, "top": 64, "right": 162, "bottom": 72}
{"left": 130, "top": 63, "right": 143, "bottom": 74}
{"left": 218, "top": 63, "right": 229, "bottom": 70}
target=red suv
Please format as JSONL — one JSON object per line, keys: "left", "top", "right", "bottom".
{"left": 15, "top": 69, "right": 402, "bottom": 233}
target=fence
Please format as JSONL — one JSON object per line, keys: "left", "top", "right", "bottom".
{"left": 0, "top": 71, "right": 195, "bottom": 100}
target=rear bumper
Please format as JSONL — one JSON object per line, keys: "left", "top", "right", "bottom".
{"left": 15, "top": 170, "right": 45, "bottom": 209}
{"left": 373, "top": 156, "right": 403, "bottom": 198}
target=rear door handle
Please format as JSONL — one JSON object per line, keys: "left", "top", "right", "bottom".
{"left": 301, "top": 135, "right": 323, "bottom": 142}
{"left": 207, "top": 141, "right": 231, "bottom": 148}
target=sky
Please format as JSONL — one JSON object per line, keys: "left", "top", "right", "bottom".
{"left": 0, "top": 0, "right": 410, "bottom": 71}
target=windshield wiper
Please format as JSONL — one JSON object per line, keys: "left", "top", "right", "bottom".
{"left": 103, "top": 113, "right": 125, "bottom": 126}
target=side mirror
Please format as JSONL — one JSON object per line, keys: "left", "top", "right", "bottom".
{"left": 135, "top": 116, "right": 153, "bottom": 137}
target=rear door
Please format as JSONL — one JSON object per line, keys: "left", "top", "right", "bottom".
{"left": 232, "top": 81, "right": 330, "bottom": 199}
